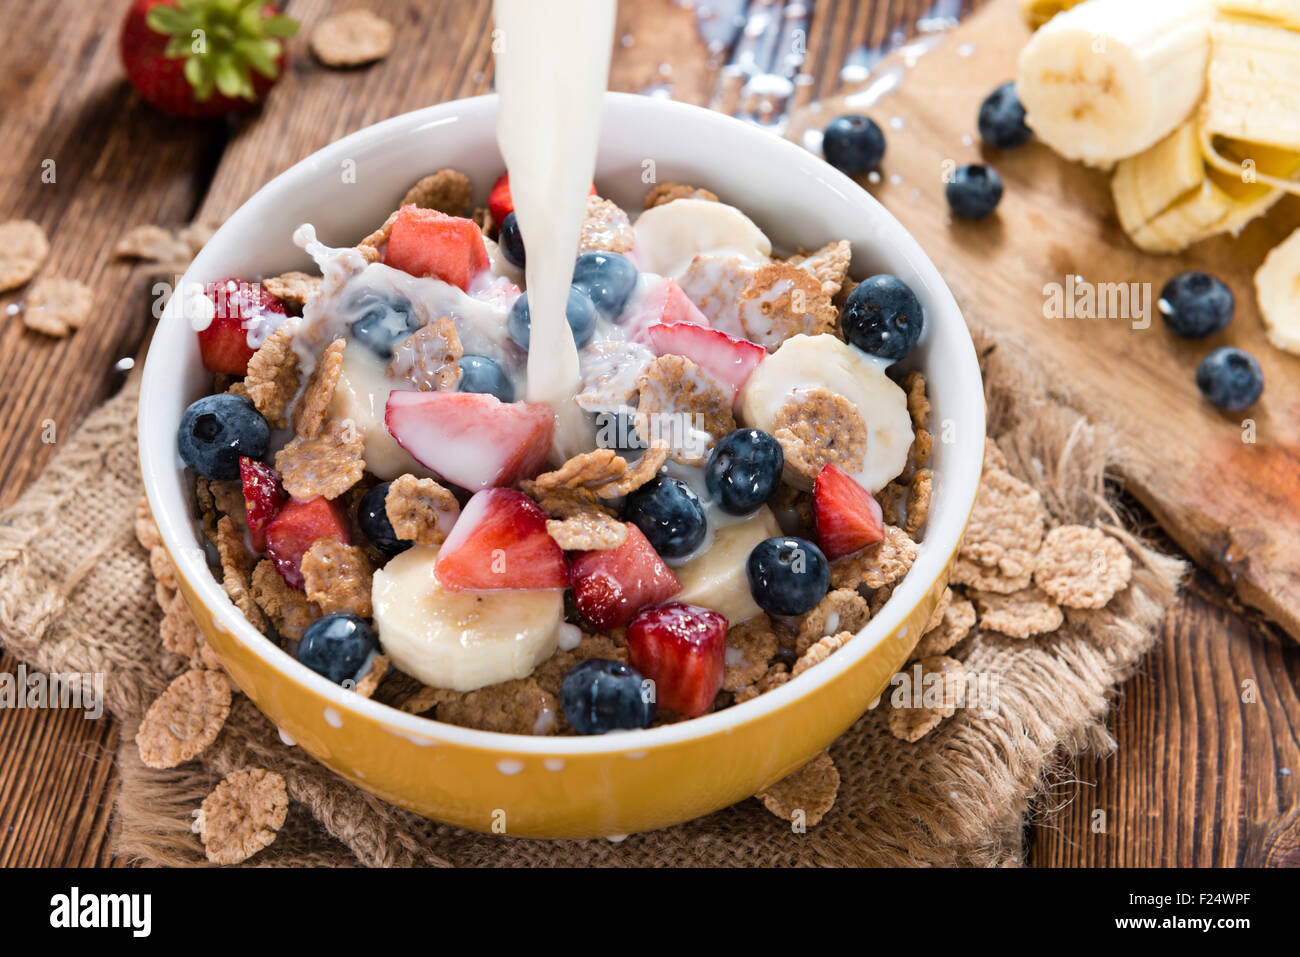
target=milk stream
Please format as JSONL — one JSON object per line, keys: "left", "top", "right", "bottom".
{"left": 492, "top": 0, "right": 618, "bottom": 462}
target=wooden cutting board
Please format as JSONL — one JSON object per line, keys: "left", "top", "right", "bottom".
{"left": 791, "top": 0, "right": 1300, "bottom": 642}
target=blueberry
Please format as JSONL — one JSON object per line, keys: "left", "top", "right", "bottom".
{"left": 594, "top": 409, "right": 647, "bottom": 457}
{"left": 298, "top": 614, "right": 380, "bottom": 684}
{"left": 841, "top": 274, "right": 925, "bottom": 363}
{"left": 978, "top": 82, "right": 1033, "bottom": 149}
{"left": 822, "top": 114, "right": 886, "bottom": 176}
{"left": 705, "top": 429, "right": 784, "bottom": 516}
{"left": 624, "top": 475, "right": 707, "bottom": 560}
{"left": 458, "top": 353, "right": 515, "bottom": 402}
{"left": 1196, "top": 347, "right": 1263, "bottom": 412}
{"left": 508, "top": 286, "right": 598, "bottom": 350}
{"left": 358, "top": 482, "right": 412, "bottom": 558}
{"left": 561, "top": 658, "right": 655, "bottom": 734}
{"left": 572, "top": 251, "right": 638, "bottom": 319}
{"left": 946, "top": 163, "right": 1004, "bottom": 220}
{"left": 350, "top": 292, "right": 419, "bottom": 360}
{"left": 499, "top": 211, "right": 526, "bottom": 269}
{"left": 177, "top": 393, "right": 270, "bottom": 480}
{"left": 1159, "top": 271, "right": 1234, "bottom": 339}
{"left": 746, "top": 537, "right": 830, "bottom": 617}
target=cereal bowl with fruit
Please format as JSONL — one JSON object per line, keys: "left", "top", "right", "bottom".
{"left": 138, "top": 92, "right": 985, "bottom": 839}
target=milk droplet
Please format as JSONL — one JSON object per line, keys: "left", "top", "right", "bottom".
{"left": 278, "top": 728, "right": 297, "bottom": 747}
{"left": 557, "top": 623, "right": 582, "bottom": 651}
{"left": 323, "top": 707, "right": 343, "bottom": 728}
{"left": 497, "top": 758, "right": 525, "bottom": 775}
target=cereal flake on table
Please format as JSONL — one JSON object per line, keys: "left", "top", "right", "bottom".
{"left": 643, "top": 182, "right": 719, "bottom": 208}
{"left": 22, "top": 277, "right": 93, "bottom": 337}
{"left": 0, "top": 219, "right": 49, "bottom": 292}
{"left": 244, "top": 326, "right": 301, "bottom": 429}
{"left": 136, "top": 669, "right": 232, "bottom": 770}
{"left": 772, "top": 387, "right": 867, "bottom": 484}
{"left": 1034, "top": 525, "right": 1133, "bottom": 609}
{"left": 114, "top": 224, "right": 193, "bottom": 263}
{"left": 912, "top": 592, "right": 977, "bottom": 659}
{"left": 192, "top": 767, "right": 289, "bottom": 866}
{"left": 388, "top": 316, "right": 462, "bottom": 391}
{"left": 292, "top": 336, "right": 345, "bottom": 438}
{"left": 275, "top": 418, "right": 365, "bottom": 500}
{"left": 160, "top": 588, "right": 222, "bottom": 670}
{"left": 754, "top": 750, "right": 839, "bottom": 827}
{"left": 971, "top": 585, "right": 1063, "bottom": 639}
{"left": 578, "top": 195, "right": 635, "bottom": 254}
{"left": 955, "top": 468, "right": 1047, "bottom": 584}
{"left": 888, "top": 655, "right": 967, "bottom": 742}
{"left": 385, "top": 474, "right": 458, "bottom": 546}
{"left": 401, "top": 169, "right": 473, "bottom": 214}
{"left": 309, "top": 9, "right": 395, "bottom": 67}
{"left": 302, "top": 539, "right": 374, "bottom": 618}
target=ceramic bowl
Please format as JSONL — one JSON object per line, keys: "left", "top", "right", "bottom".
{"left": 138, "top": 92, "right": 985, "bottom": 839}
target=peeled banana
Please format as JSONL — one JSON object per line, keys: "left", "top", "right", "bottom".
{"left": 1216, "top": 0, "right": 1300, "bottom": 28}
{"left": 1018, "top": 0, "right": 1085, "bottom": 30}
{"left": 1016, "top": 0, "right": 1215, "bottom": 166}
{"left": 1254, "top": 226, "right": 1300, "bottom": 355}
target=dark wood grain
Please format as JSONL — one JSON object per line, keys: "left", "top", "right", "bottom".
{"left": 1, "top": 0, "right": 1296, "bottom": 868}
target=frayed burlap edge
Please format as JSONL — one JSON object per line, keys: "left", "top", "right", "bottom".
{"left": 0, "top": 328, "right": 1186, "bottom": 867}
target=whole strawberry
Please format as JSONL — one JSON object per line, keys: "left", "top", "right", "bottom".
{"left": 121, "top": 0, "right": 299, "bottom": 117}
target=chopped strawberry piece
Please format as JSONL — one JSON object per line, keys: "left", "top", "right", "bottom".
{"left": 197, "top": 279, "right": 287, "bottom": 375}
{"left": 434, "top": 488, "right": 568, "bottom": 591}
{"left": 385, "top": 391, "right": 554, "bottom": 491}
{"left": 487, "top": 172, "right": 514, "bottom": 224}
{"left": 622, "top": 277, "right": 710, "bottom": 346}
{"left": 646, "top": 322, "right": 766, "bottom": 405}
{"left": 239, "top": 457, "right": 286, "bottom": 552}
{"left": 571, "top": 524, "right": 682, "bottom": 629}
{"left": 264, "top": 496, "right": 350, "bottom": 590}
{"left": 383, "top": 205, "right": 490, "bottom": 291}
{"left": 626, "top": 602, "right": 728, "bottom": 717}
{"left": 487, "top": 173, "right": 596, "bottom": 227}
{"left": 813, "top": 463, "right": 885, "bottom": 560}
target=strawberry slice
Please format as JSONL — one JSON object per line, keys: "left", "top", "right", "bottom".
{"left": 813, "top": 463, "right": 885, "bottom": 560}
{"left": 385, "top": 390, "right": 553, "bottom": 491}
{"left": 434, "top": 488, "right": 568, "bottom": 591}
{"left": 384, "top": 205, "right": 490, "bottom": 291}
{"left": 571, "top": 524, "right": 682, "bottom": 629}
{"left": 197, "top": 279, "right": 288, "bottom": 375}
{"left": 239, "top": 457, "right": 286, "bottom": 552}
{"left": 487, "top": 173, "right": 596, "bottom": 227}
{"left": 264, "top": 496, "right": 350, "bottom": 589}
{"left": 646, "top": 322, "right": 766, "bottom": 405}
{"left": 487, "top": 173, "right": 514, "bottom": 224}
{"left": 626, "top": 602, "right": 728, "bottom": 717}
{"left": 622, "top": 277, "right": 710, "bottom": 346}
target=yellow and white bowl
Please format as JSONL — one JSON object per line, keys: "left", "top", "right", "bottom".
{"left": 138, "top": 92, "right": 985, "bottom": 839}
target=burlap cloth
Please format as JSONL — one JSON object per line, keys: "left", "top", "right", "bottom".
{"left": 0, "top": 331, "right": 1185, "bottom": 867}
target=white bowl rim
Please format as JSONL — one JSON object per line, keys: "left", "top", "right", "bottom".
{"left": 140, "top": 91, "right": 985, "bottom": 757}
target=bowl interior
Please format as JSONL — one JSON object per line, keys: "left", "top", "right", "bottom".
{"left": 139, "top": 92, "right": 985, "bottom": 755}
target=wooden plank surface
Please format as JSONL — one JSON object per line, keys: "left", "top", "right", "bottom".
{"left": 1, "top": 0, "right": 1297, "bottom": 868}
{"left": 787, "top": 0, "right": 1300, "bottom": 643}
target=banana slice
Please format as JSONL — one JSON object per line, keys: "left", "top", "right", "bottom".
{"left": 371, "top": 546, "right": 564, "bottom": 691}
{"left": 1112, "top": 122, "right": 1207, "bottom": 240}
{"left": 673, "top": 508, "right": 781, "bottom": 626}
{"left": 328, "top": 345, "right": 432, "bottom": 481}
{"left": 1016, "top": 0, "right": 1215, "bottom": 166}
{"left": 740, "top": 334, "right": 913, "bottom": 494}
{"left": 1254, "top": 226, "right": 1300, "bottom": 356}
{"left": 632, "top": 198, "right": 772, "bottom": 278}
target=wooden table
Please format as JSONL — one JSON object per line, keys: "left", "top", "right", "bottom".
{"left": 1, "top": 0, "right": 1297, "bottom": 868}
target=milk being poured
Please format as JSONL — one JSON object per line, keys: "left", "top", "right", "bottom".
{"left": 492, "top": 0, "right": 617, "bottom": 461}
